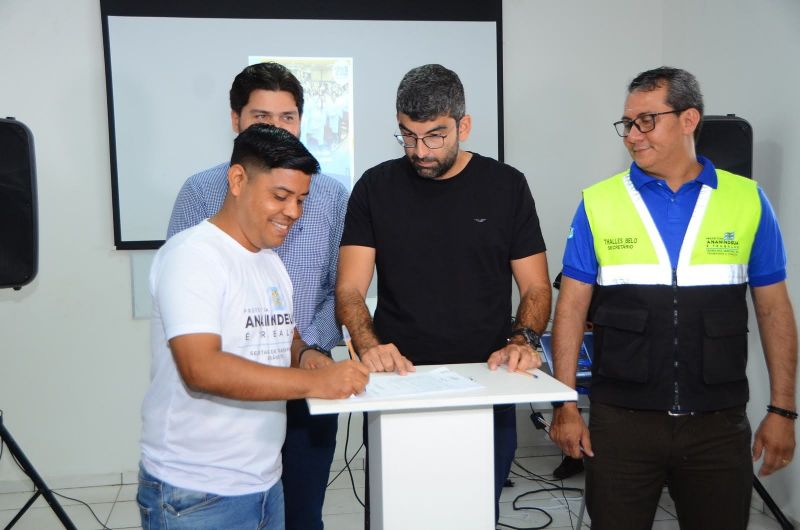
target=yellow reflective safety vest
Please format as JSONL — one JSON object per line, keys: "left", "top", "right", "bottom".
{"left": 583, "top": 169, "right": 761, "bottom": 411}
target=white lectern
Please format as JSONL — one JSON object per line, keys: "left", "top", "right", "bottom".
{"left": 307, "top": 363, "right": 577, "bottom": 530}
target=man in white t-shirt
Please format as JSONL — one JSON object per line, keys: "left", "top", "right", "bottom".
{"left": 138, "top": 124, "right": 369, "bottom": 530}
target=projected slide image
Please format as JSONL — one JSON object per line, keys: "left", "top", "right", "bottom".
{"left": 103, "top": 11, "right": 499, "bottom": 247}
{"left": 250, "top": 56, "right": 354, "bottom": 190}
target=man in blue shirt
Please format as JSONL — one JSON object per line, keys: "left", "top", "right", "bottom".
{"left": 549, "top": 67, "right": 797, "bottom": 530}
{"left": 167, "top": 62, "right": 349, "bottom": 530}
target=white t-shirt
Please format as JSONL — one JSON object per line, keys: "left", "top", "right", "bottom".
{"left": 140, "top": 221, "right": 295, "bottom": 495}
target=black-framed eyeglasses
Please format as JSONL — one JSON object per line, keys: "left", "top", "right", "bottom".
{"left": 613, "top": 109, "right": 686, "bottom": 137}
{"left": 394, "top": 132, "right": 448, "bottom": 149}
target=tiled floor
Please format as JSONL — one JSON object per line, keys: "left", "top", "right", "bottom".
{"left": 0, "top": 451, "right": 790, "bottom": 529}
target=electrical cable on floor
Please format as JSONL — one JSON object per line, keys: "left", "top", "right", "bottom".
{"left": 497, "top": 508, "right": 552, "bottom": 530}
{"left": 50, "top": 490, "right": 113, "bottom": 530}
{"left": 497, "top": 460, "right": 585, "bottom": 530}
{"left": 561, "top": 477, "right": 577, "bottom": 529}
{"left": 560, "top": 475, "right": 578, "bottom": 529}
{"left": 0, "top": 409, "right": 112, "bottom": 530}
{"left": 326, "top": 416, "right": 363, "bottom": 487}
{"left": 326, "top": 443, "right": 363, "bottom": 487}
{"left": 496, "top": 406, "right": 588, "bottom": 529}
{"left": 325, "top": 412, "right": 365, "bottom": 507}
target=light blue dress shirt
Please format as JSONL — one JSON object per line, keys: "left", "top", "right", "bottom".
{"left": 167, "top": 162, "right": 349, "bottom": 351}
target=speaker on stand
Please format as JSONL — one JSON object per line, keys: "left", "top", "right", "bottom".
{"left": 696, "top": 114, "right": 753, "bottom": 179}
{"left": 698, "top": 114, "right": 794, "bottom": 530}
{"left": 0, "top": 117, "right": 38, "bottom": 289}
{"left": 0, "top": 117, "right": 76, "bottom": 529}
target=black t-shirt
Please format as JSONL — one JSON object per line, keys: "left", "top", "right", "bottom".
{"left": 341, "top": 153, "right": 546, "bottom": 365}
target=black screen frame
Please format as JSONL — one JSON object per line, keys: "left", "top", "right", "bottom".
{"left": 100, "top": 0, "right": 504, "bottom": 250}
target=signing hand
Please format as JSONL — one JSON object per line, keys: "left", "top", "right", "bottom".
{"left": 308, "top": 360, "right": 371, "bottom": 399}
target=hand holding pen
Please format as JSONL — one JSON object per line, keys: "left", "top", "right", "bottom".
{"left": 342, "top": 325, "right": 359, "bottom": 362}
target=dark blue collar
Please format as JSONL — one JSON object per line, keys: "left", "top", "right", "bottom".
{"left": 629, "top": 155, "right": 718, "bottom": 191}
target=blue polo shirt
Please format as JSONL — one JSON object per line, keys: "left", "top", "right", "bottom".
{"left": 562, "top": 156, "right": 787, "bottom": 287}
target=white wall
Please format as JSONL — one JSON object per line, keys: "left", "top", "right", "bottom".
{"left": 501, "top": 0, "right": 666, "bottom": 452}
{"left": 0, "top": 0, "right": 149, "bottom": 486}
{"left": 662, "top": 0, "right": 800, "bottom": 516}
{"left": 503, "top": 0, "right": 664, "bottom": 286}
{"left": 503, "top": 0, "right": 800, "bottom": 521}
{"left": 0, "top": 0, "right": 797, "bottom": 520}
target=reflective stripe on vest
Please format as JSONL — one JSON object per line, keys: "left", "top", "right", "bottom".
{"left": 584, "top": 169, "right": 760, "bottom": 287}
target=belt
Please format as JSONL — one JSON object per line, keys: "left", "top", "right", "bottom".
{"left": 601, "top": 404, "right": 745, "bottom": 416}
{"left": 665, "top": 408, "right": 736, "bottom": 417}
{"left": 628, "top": 408, "right": 710, "bottom": 417}
{"left": 667, "top": 410, "right": 699, "bottom": 417}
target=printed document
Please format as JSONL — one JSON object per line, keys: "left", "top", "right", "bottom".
{"left": 354, "top": 367, "right": 484, "bottom": 400}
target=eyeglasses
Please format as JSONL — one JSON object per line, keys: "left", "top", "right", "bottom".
{"left": 394, "top": 132, "right": 448, "bottom": 149}
{"left": 613, "top": 109, "right": 685, "bottom": 137}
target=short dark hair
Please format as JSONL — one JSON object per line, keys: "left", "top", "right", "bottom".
{"left": 396, "top": 64, "right": 465, "bottom": 121}
{"left": 229, "top": 62, "right": 304, "bottom": 116}
{"left": 628, "top": 66, "right": 704, "bottom": 140}
{"left": 231, "top": 124, "right": 319, "bottom": 176}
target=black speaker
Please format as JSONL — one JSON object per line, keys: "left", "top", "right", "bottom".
{"left": 0, "top": 117, "right": 38, "bottom": 289}
{"left": 696, "top": 114, "right": 753, "bottom": 179}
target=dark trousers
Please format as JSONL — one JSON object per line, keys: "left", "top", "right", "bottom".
{"left": 282, "top": 399, "right": 339, "bottom": 530}
{"left": 363, "top": 403, "right": 517, "bottom": 528}
{"left": 585, "top": 402, "right": 753, "bottom": 530}
{"left": 493, "top": 404, "right": 518, "bottom": 520}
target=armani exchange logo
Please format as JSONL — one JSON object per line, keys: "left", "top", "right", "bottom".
{"left": 705, "top": 232, "right": 739, "bottom": 256}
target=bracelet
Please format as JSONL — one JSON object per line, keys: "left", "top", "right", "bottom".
{"left": 767, "top": 405, "right": 798, "bottom": 420}
{"left": 298, "top": 345, "right": 328, "bottom": 363}
{"left": 507, "top": 327, "right": 541, "bottom": 349}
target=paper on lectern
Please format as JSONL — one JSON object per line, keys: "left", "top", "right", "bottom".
{"left": 354, "top": 367, "right": 484, "bottom": 400}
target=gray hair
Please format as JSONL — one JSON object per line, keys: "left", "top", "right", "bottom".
{"left": 396, "top": 64, "right": 465, "bottom": 121}
{"left": 628, "top": 66, "right": 704, "bottom": 140}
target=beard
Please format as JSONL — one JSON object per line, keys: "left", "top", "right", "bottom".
{"left": 410, "top": 145, "right": 459, "bottom": 180}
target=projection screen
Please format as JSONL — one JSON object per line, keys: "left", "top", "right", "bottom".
{"left": 101, "top": 1, "right": 504, "bottom": 249}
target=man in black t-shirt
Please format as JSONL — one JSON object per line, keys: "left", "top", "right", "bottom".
{"left": 336, "top": 64, "right": 552, "bottom": 522}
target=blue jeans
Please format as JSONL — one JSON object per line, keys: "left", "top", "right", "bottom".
{"left": 282, "top": 399, "right": 338, "bottom": 530}
{"left": 137, "top": 464, "right": 285, "bottom": 530}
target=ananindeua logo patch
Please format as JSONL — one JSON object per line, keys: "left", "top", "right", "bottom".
{"left": 269, "top": 286, "right": 286, "bottom": 311}
{"left": 705, "top": 231, "right": 739, "bottom": 256}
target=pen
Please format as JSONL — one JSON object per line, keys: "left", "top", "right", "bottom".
{"left": 515, "top": 368, "right": 539, "bottom": 379}
{"left": 342, "top": 325, "right": 359, "bottom": 362}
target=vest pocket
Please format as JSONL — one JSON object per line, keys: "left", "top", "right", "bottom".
{"left": 702, "top": 309, "right": 748, "bottom": 384}
{"left": 593, "top": 306, "right": 650, "bottom": 383}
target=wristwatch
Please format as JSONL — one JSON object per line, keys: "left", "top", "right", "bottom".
{"left": 508, "top": 327, "right": 541, "bottom": 349}
{"left": 298, "top": 344, "right": 331, "bottom": 363}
